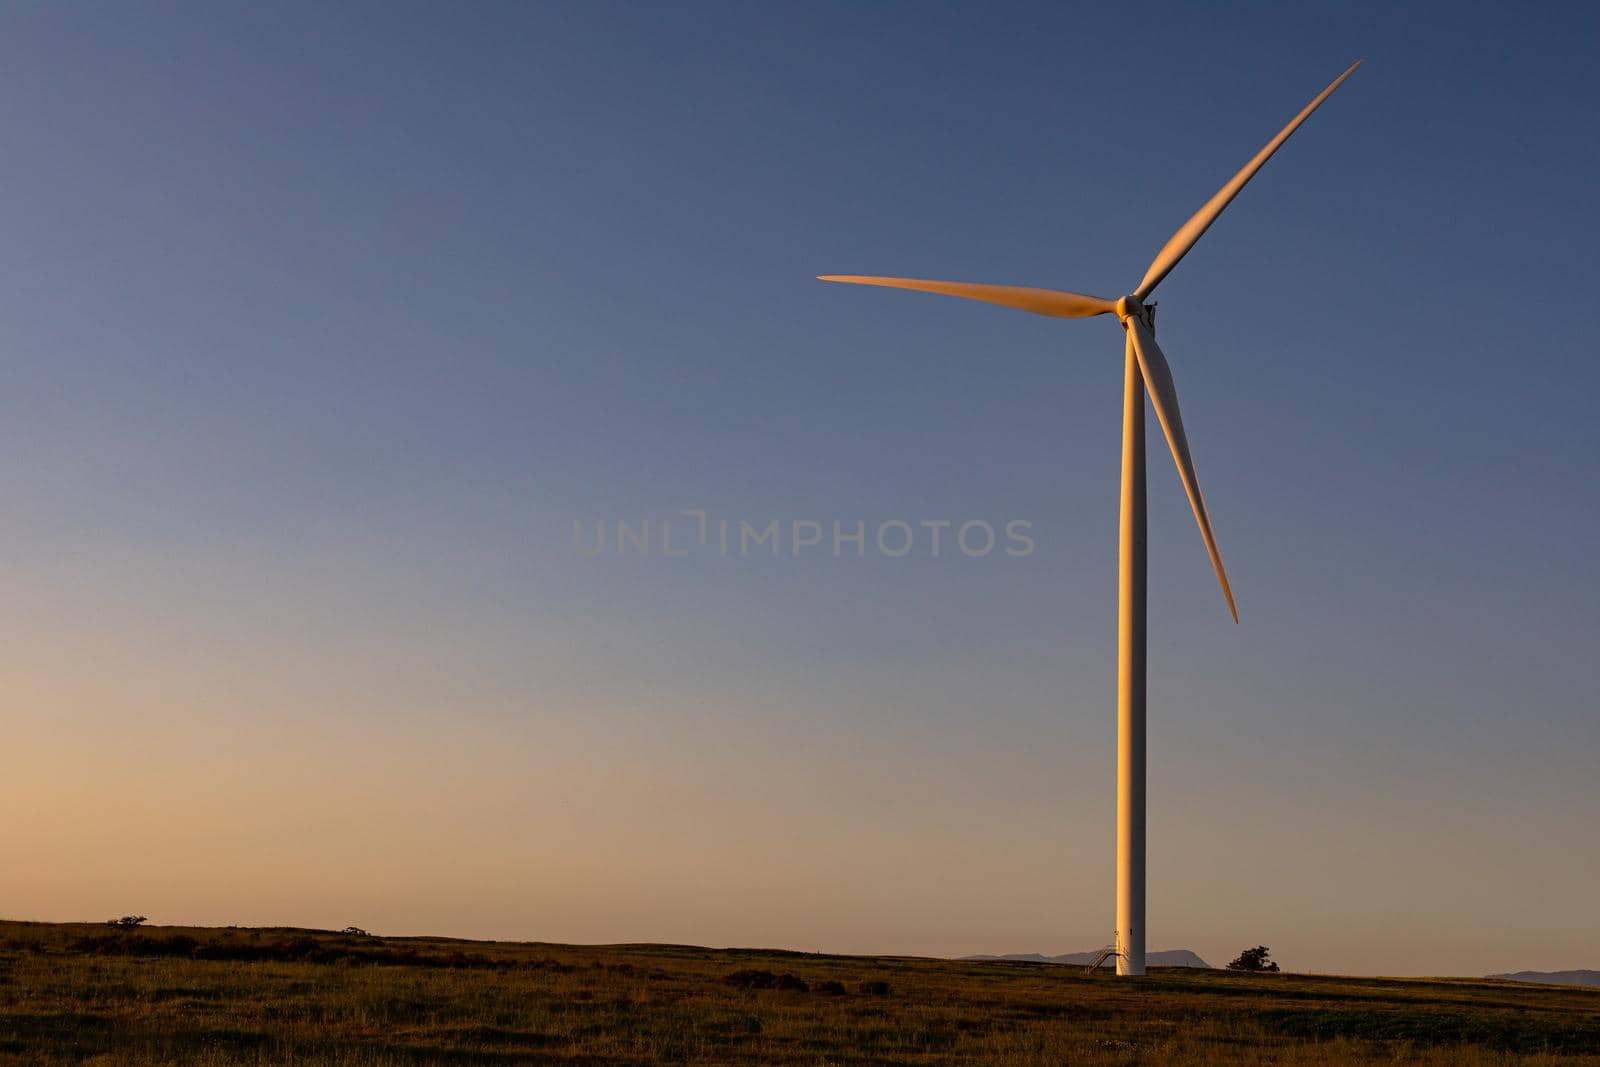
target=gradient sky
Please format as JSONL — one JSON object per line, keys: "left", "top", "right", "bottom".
{"left": 3, "top": 2, "right": 1597, "bottom": 977}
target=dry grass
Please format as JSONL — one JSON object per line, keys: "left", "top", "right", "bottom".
{"left": 2, "top": 920, "right": 1597, "bottom": 1064}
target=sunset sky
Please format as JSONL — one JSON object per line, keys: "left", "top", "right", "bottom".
{"left": 3, "top": 2, "right": 1597, "bottom": 977}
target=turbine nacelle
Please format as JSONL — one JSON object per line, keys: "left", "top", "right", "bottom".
{"left": 1113, "top": 295, "right": 1153, "bottom": 330}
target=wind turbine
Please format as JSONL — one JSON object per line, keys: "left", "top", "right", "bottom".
{"left": 819, "top": 60, "right": 1361, "bottom": 977}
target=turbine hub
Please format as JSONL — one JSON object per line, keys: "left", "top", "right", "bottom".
{"left": 1114, "top": 295, "right": 1152, "bottom": 329}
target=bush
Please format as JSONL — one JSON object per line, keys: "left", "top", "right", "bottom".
{"left": 858, "top": 979, "right": 892, "bottom": 996}
{"left": 106, "top": 916, "right": 147, "bottom": 929}
{"left": 814, "top": 980, "right": 847, "bottom": 995}
{"left": 723, "top": 969, "right": 809, "bottom": 991}
{"left": 1227, "top": 946, "right": 1280, "bottom": 972}
{"left": 724, "top": 969, "right": 778, "bottom": 989}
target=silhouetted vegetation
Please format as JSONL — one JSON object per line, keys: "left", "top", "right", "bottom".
{"left": 1228, "top": 945, "right": 1281, "bottom": 972}
{"left": 725, "top": 968, "right": 778, "bottom": 989}
{"left": 104, "top": 915, "right": 146, "bottom": 929}
{"left": 65, "top": 929, "right": 513, "bottom": 969}
{"left": 2, "top": 920, "right": 1596, "bottom": 1064}
{"left": 724, "top": 969, "right": 811, "bottom": 992}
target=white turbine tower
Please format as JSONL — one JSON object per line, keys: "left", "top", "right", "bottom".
{"left": 820, "top": 60, "right": 1361, "bottom": 977}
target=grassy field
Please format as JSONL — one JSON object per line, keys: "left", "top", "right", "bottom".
{"left": 2, "top": 921, "right": 1597, "bottom": 1065}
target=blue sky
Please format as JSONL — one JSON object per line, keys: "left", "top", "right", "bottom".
{"left": 2, "top": 2, "right": 1597, "bottom": 975}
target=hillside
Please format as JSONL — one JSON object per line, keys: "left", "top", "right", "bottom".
{"left": 963, "top": 948, "right": 1212, "bottom": 968}
{"left": 1489, "top": 970, "right": 1600, "bottom": 988}
{"left": 2, "top": 920, "right": 1598, "bottom": 1064}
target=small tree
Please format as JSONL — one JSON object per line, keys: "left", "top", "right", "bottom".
{"left": 107, "top": 915, "right": 147, "bottom": 929}
{"left": 1227, "top": 946, "right": 1279, "bottom": 972}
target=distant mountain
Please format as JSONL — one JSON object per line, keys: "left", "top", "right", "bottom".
{"left": 963, "top": 948, "right": 1211, "bottom": 969}
{"left": 1487, "top": 970, "right": 1600, "bottom": 988}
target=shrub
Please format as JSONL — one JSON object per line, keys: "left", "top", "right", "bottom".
{"left": 724, "top": 969, "right": 809, "bottom": 991}
{"left": 724, "top": 969, "right": 778, "bottom": 989}
{"left": 858, "top": 979, "right": 892, "bottom": 996}
{"left": 106, "top": 916, "right": 147, "bottom": 929}
{"left": 1227, "top": 946, "right": 1281, "bottom": 972}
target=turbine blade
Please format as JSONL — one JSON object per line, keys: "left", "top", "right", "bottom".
{"left": 818, "top": 275, "right": 1116, "bottom": 318}
{"left": 1134, "top": 58, "right": 1363, "bottom": 301}
{"left": 1125, "top": 315, "right": 1238, "bottom": 622}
